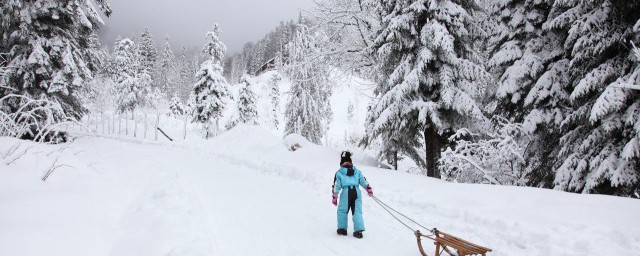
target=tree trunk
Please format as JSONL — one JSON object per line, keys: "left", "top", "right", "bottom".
{"left": 393, "top": 150, "right": 398, "bottom": 171}
{"left": 125, "top": 113, "right": 129, "bottom": 135}
{"left": 183, "top": 114, "right": 187, "bottom": 140}
{"left": 216, "top": 118, "right": 220, "bottom": 137}
{"left": 424, "top": 125, "right": 441, "bottom": 178}
{"left": 205, "top": 122, "right": 210, "bottom": 139}
{"left": 101, "top": 113, "right": 105, "bottom": 134}
{"left": 133, "top": 109, "right": 137, "bottom": 138}
{"left": 144, "top": 112, "right": 148, "bottom": 139}
{"left": 154, "top": 112, "right": 159, "bottom": 141}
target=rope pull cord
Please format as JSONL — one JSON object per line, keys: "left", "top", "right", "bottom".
{"left": 371, "top": 195, "right": 435, "bottom": 234}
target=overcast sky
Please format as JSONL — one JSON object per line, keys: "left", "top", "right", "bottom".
{"left": 98, "top": 0, "right": 314, "bottom": 54}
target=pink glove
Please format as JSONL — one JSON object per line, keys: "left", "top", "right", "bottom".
{"left": 365, "top": 186, "right": 373, "bottom": 197}
{"left": 332, "top": 194, "right": 338, "bottom": 206}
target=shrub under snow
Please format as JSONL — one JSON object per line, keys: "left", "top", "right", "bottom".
{"left": 439, "top": 116, "right": 531, "bottom": 185}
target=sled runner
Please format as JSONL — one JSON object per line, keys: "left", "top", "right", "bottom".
{"left": 415, "top": 229, "right": 492, "bottom": 256}
{"left": 371, "top": 195, "right": 492, "bottom": 256}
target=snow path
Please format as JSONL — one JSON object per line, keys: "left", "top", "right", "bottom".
{"left": 1, "top": 126, "right": 640, "bottom": 255}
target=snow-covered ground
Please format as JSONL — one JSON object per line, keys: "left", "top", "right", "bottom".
{"left": 1, "top": 125, "right": 639, "bottom": 256}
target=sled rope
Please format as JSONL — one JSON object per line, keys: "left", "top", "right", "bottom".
{"left": 371, "top": 195, "right": 433, "bottom": 233}
{"left": 371, "top": 195, "right": 492, "bottom": 256}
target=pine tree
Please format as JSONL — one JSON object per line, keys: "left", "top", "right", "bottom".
{"left": 487, "top": 0, "right": 553, "bottom": 120}
{"left": 169, "top": 96, "right": 184, "bottom": 116}
{"left": 112, "top": 38, "right": 147, "bottom": 114}
{"left": 366, "top": 0, "right": 488, "bottom": 177}
{"left": 0, "top": 0, "right": 112, "bottom": 123}
{"left": 268, "top": 72, "right": 282, "bottom": 129}
{"left": 551, "top": 0, "right": 640, "bottom": 196}
{"left": 138, "top": 28, "right": 157, "bottom": 75}
{"left": 237, "top": 75, "right": 259, "bottom": 125}
{"left": 158, "top": 36, "right": 176, "bottom": 95}
{"left": 283, "top": 25, "right": 332, "bottom": 144}
{"left": 190, "top": 24, "right": 230, "bottom": 138}
{"left": 177, "top": 46, "right": 195, "bottom": 102}
{"left": 485, "top": 0, "right": 570, "bottom": 186}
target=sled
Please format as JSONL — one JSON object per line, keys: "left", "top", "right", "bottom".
{"left": 415, "top": 228, "right": 492, "bottom": 256}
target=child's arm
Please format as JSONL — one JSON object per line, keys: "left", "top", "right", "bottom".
{"left": 332, "top": 172, "right": 341, "bottom": 194}
{"left": 357, "top": 169, "right": 373, "bottom": 196}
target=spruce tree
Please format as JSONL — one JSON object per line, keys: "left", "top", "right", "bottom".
{"left": 551, "top": 0, "right": 640, "bottom": 196}
{"left": 177, "top": 47, "right": 193, "bottom": 102}
{"left": 113, "top": 38, "right": 146, "bottom": 114}
{"left": 190, "top": 24, "right": 230, "bottom": 138}
{"left": 138, "top": 28, "right": 157, "bottom": 75}
{"left": 237, "top": 75, "right": 259, "bottom": 125}
{"left": 485, "top": 0, "right": 570, "bottom": 186}
{"left": 169, "top": 96, "right": 184, "bottom": 116}
{"left": 283, "top": 25, "right": 332, "bottom": 144}
{"left": 366, "top": 0, "right": 488, "bottom": 177}
{"left": 487, "top": 0, "right": 553, "bottom": 120}
{"left": 268, "top": 72, "right": 282, "bottom": 129}
{"left": 158, "top": 36, "right": 176, "bottom": 95}
{"left": 0, "top": 0, "right": 112, "bottom": 123}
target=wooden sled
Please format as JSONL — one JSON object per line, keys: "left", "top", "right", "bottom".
{"left": 415, "top": 228, "right": 492, "bottom": 256}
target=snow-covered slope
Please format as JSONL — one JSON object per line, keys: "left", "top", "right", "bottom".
{"left": 1, "top": 126, "right": 639, "bottom": 255}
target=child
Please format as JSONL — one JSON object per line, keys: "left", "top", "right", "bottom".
{"left": 332, "top": 151, "right": 373, "bottom": 238}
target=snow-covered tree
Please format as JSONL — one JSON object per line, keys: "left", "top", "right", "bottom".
{"left": 551, "top": 0, "right": 640, "bottom": 196}
{"left": 169, "top": 96, "right": 184, "bottom": 116}
{"left": 365, "top": 0, "right": 489, "bottom": 177}
{"left": 137, "top": 28, "right": 157, "bottom": 74}
{"left": 237, "top": 75, "right": 258, "bottom": 125}
{"left": 190, "top": 24, "right": 230, "bottom": 138}
{"left": 228, "top": 57, "right": 246, "bottom": 84}
{"left": 0, "top": 0, "right": 112, "bottom": 124}
{"left": 113, "top": 38, "right": 147, "bottom": 114}
{"left": 283, "top": 25, "right": 332, "bottom": 144}
{"left": 268, "top": 72, "right": 282, "bottom": 128}
{"left": 484, "top": 0, "right": 571, "bottom": 186}
{"left": 313, "top": 0, "right": 379, "bottom": 77}
{"left": 157, "top": 36, "right": 176, "bottom": 95}
{"left": 177, "top": 46, "right": 194, "bottom": 102}
{"left": 487, "top": 0, "right": 553, "bottom": 120}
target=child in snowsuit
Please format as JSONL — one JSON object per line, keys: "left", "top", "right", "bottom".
{"left": 332, "top": 151, "right": 373, "bottom": 239}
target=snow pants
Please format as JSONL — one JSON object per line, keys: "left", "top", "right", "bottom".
{"left": 337, "top": 186, "right": 365, "bottom": 231}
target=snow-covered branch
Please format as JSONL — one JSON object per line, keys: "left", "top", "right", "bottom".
{"left": 0, "top": 94, "right": 76, "bottom": 143}
{"left": 439, "top": 116, "right": 530, "bottom": 185}
{"left": 0, "top": 53, "right": 12, "bottom": 83}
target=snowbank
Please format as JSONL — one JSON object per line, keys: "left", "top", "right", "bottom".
{"left": 283, "top": 133, "right": 309, "bottom": 151}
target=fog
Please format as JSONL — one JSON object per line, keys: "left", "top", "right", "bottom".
{"left": 98, "top": 0, "right": 314, "bottom": 53}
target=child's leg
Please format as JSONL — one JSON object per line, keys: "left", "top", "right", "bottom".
{"left": 352, "top": 193, "right": 365, "bottom": 231}
{"left": 337, "top": 191, "right": 349, "bottom": 229}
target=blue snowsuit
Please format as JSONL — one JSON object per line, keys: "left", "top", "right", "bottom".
{"left": 332, "top": 165, "right": 370, "bottom": 231}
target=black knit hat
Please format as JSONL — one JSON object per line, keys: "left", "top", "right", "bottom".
{"left": 340, "top": 151, "right": 352, "bottom": 166}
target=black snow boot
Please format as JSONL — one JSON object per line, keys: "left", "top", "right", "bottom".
{"left": 353, "top": 231, "right": 363, "bottom": 239}
{"left": 337, "top": 228, "right": 347, "bottom": 235}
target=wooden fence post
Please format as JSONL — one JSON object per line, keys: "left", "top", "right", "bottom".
{"left": 110, "top": 114, "right": 113, "bottom": 134}
{"left": 111, "top": 113, "right": 115, "bottom": 134}
{"left": 144, "top": 112, "right": 148, "bottom": 139}
{"left": 155, "top": 112, "right": 159, "bottom": 141}
{"left": 133, "top": 110, "right": 137, "bottom": 138}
